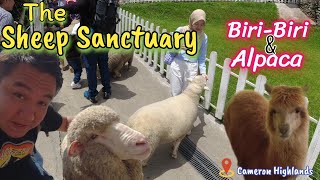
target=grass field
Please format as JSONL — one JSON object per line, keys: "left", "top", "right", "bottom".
{"left": 121, "top": 2, "right": 320, "bottom": 179}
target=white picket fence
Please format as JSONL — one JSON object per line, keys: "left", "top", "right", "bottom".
{"left": 120, "top": 0, "right": 300, "bottom": 5}
{"left": 116, "top": 7, "right": 320, "bottom": 173}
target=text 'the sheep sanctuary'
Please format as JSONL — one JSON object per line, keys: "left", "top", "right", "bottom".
{"left": 0, "top": 2, "right": 198, "bottom": 56}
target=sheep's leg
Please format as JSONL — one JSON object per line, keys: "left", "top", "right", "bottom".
{"left": 114, "top": 71, "right": 121, "bottom": 78}
{"left": 127, "top": 57, "right": 133, "bottom": 70}
{"left": 113, "top": 64, "right": 123, "bottom": 78}
{"left": 171, "top": 136, "right": 185, "bottom": 159}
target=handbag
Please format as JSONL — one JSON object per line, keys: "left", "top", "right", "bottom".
{"left": 164, "top": 52, "right": 177, "bottom": 65}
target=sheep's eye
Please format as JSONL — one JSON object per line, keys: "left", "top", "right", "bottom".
{"left": 270, "top": 109, "right": 276, "bottom": 114}
{"left": 90, "top": 134, "right": 98, "bottom": 140}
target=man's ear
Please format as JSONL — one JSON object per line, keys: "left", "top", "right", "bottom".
{"left": 68, "top": 140, "right": 84, "bottom": 157}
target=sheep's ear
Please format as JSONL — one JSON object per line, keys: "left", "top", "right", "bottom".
{"left": 68, "top": 140, "right": 84, "bottom": 157}
{"left": 187, "top": 78, "right": 193, "bottom": 82}
{"left": 265, "top": 84, "right": 273, "bottom": 94}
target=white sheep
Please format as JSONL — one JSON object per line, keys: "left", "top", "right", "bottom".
{"left": 127, "top": 75, "right": 209, "bottom": 166}
{"left": 61, "top": 105, "right": 151, "bottom": 180}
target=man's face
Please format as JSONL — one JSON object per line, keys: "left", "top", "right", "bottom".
{"left": 0, "top": 64, "right": 56, "bottom": 138}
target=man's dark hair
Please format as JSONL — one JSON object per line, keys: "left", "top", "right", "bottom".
{"left": 0, "top": 51, "right": 63, "bottom": 93}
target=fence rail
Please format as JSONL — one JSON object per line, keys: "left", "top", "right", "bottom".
{"left": 116, "top": 5, "right": 320, "bottom": 172}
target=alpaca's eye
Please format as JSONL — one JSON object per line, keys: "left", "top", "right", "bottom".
{"left": 270, "top": 109, "right": 276, "bottom": 114}
{"left": 91, "top": 134, "right": 98, "bottom": 140}
{"left": 295, "top": 108, "right": 301, "bottom": 114}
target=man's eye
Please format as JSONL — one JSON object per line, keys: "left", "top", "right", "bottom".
{"left": 14, "top": 93, "right": 24, "bottom": 100}
{"left": 38, "top": 101, "right": 48, "bottom": 107}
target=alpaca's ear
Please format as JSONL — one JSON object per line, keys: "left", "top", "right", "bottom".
{"left": 68, "top": 140, "right": 84, "bottom": 157}
{"left": 265, "top": 84, "right": 273, "bottom": 94}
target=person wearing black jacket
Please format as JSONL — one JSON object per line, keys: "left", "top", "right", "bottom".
{"left": 53, "top": 0, "right": 112, "bottom": 103}
{"left": 0, "top": 52, "right": 73, "bottom": 179}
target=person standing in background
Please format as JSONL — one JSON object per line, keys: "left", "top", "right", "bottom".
{"left": 170, "top": 9, "right": 208, "bottom": 96}
{"left": 52, "top": 0, "right": 112, "bottom": 103}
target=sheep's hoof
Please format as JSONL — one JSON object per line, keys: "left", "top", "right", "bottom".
{"left": 171, "top": 153, "right": 178, "bottom": 159}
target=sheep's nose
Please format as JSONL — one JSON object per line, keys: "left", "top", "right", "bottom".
{"left": 279, "top": 124, "right": 289, "bottom": 135}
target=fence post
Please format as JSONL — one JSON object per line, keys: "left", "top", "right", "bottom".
{"left": 160, "top": 29, "right": 167, "bottom": 75}
{"left": 143, "top": 21, "right": 149, "bottom": 61}
{"left": 125, "top": 11, "right": 129, "bottom": 31}
{"left": 254, "top": 75, "right": 267, "bottom": 95}
{"left": 139, "top": 19, "right": 145, "bottom": 58}
{"left": 236, "top": 68, "right": 248, "bottom": 93}
{"left": 148, "top": 23, "right": 154, "bottom": 65}
{"left": 128, "top": 13, "right": 132, "bottom": 31}
{"left": 215, "top": 58, "right": 232, "bottom": 120}
{"left": 134, "top": 16, "right": 140, "bottom": 54}
{"left": 306, "top": 120, "right": 320, "bottom": 169}
{"left": 121, "top": 9, "right": 126, "bottom": 33}
{"left": 153, "top": 26, "right": 160, "bottom": 70}
{"left": 132, "top": 14, "right": 136, "bottom": 30}
{"left": 204, "top": 52, "right": 217, "bottom": 110}
{"left": 117, "top": 8, "right": 122, "bottom": 34}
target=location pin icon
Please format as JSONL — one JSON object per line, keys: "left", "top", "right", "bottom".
{"left": 222, "top": 158, "right": 232, "bottom": 174}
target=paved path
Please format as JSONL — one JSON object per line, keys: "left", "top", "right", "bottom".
{"left": 36, "top": 54, "right": 244, "bottom": 180}
{"left": 276, "top": 3, "right": 316, "bottom": 25}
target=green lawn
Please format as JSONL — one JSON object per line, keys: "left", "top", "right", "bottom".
{"left": 121, "top": 2, "right": 320, "bottom": 179}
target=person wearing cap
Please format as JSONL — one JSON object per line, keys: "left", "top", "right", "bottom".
{"left": 170, "top": 9, "right": 208, "bottom": 96}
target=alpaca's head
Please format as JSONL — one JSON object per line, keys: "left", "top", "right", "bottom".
{"left": 66, "top": 105, "right": 151, "bottom": 161}
{"left": 265, "top": 84, "right": 309, "bottom": 141}
{"left": 185, "top": 75, "right": 209, "bottom": 95}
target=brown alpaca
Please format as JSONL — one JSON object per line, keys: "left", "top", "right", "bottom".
{"left": 224, "top": 84, "right": 309, "bottom": 180}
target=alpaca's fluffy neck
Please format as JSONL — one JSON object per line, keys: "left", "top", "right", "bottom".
{"left": 267, "top": 123, "right": 309, "bottom": 168}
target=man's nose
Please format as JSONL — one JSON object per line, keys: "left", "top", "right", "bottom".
{"left": 19, "top": 108, "right": 36, "bottom": 122}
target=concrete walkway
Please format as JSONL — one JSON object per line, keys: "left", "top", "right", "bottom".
{"left": 276, "top": 3, "right": 316, "bottom": 25}
{"left": 35, "top": 54, "right": 244, "bottom": 180}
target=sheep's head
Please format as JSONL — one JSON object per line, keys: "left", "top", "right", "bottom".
{"left": 186, "top": 75, "right": 209, "bottom": 95}
{"left": 66, "top": 105, "right": 151, "bottom": 161}
{"left": 265, "top": 84, "right": 309, "bottom": 140}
